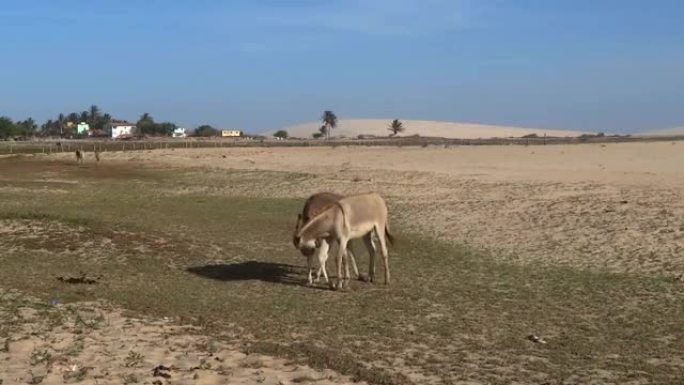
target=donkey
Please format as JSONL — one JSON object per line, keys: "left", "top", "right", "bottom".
{"left": 294, "top": 192, "right": 394, "bottom": 290}
{"left": 294, "top": 192, "right": 361, "bottom": 285}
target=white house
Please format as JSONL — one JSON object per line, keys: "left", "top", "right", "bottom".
{"left": 221, "top": 129, "right": 242, "bottom": 137}
{"left": 172, "top": 127, "right": 187, "bottom": 138}
{"left": 110, "top": 122, "right": 136, "bottom": 139}
{"left": 77, "top": 122, "right": 90, "bottom": 135}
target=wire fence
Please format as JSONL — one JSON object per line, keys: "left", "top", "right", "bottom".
{"left": 1, "top": 135, "right": 682, "bottom": 156}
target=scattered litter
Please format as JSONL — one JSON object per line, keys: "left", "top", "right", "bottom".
{"left": 153, "top": 364, "right": 172, "bottom": 378}
{"left": 54, "top": 363, "right": 79, "bottom": 374}
{"left": 527, "top": 335, "right": 547, "bottom": 344}
{"left": 57, "top": 272, "right": 100, "bottom": 285}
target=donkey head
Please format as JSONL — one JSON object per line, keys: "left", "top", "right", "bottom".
{"left": 292, "top": 213, "right": 304, "bottom": 248}
{"left": 293, "top": 214, "right": 319, "bottom": 256}
{"left": 294, "top": 214, "right": 327, "bottom": 250}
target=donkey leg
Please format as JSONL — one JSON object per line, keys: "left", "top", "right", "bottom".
{"left": 306, "top": 253, "right": 314, "bottom": 285}
{"left": 363, "top": 233, "right": 377, "bottom": 283}
{"left": 376, "top": 226, "right": 391, "bottom": 285}
{"left": 341, "top": 241, "right": 351, "bottom": 289}
{"left": 335, "top": 238, "right": 349, "bottom": 290}
{"left": 320, "top": 258, "right": 330, "bottom": 284}
{"left": 346, "top": 246, "right": 360, "bottom": 280}
{"left": 343, "top": 248, "right": 354, "bottom": 289}
{"left": 315, "top": 239, "right": 330, "bottom": 283}
{"left": 343, "top": 254, "right": 350, "bottom": 289}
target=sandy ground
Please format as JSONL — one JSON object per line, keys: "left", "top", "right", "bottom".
{"left": 5, "top": 141, "right": 683, "bottom": 384}
{"left": 94, "top": 141, "right": 684, "bottom": 276}
{"left": 0, "top": 289, "right": 364, "bottom": 385}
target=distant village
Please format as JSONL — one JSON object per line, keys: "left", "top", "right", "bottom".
{"left": 0, "top": 105, "right": 245, "bottom": 141}
{"left": 55, "top": 120, "right": 243, "bottom": 140}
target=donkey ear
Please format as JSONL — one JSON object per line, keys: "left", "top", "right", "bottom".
{"left": 315, "top": 239, "right": 322, "bottom": 248}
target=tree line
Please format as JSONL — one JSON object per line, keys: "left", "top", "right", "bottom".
{"left": 0, "top": 116, "right": 38, "bottom": 139}
{"left": 0, "top": 105, "right": 226, "bottom": 139}
{"left": 2, "top": 106, "right": 407, "bottom": 140}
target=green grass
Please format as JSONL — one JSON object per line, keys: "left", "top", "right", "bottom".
{"left": 1, "top": 157, "right": 683, "bottom": 384}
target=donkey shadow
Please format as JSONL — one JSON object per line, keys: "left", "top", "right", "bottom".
{"left": 186, "top": 261, "right": 305, "bottom": 286}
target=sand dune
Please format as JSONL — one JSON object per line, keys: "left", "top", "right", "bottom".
{"left": 268, "top": 119, "right": 592, "bottom": 139}
{"left": 638, "top": 126, "right": 684, "bottom": 136}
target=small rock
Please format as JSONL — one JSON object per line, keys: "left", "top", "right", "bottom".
{"left": 527, "top": 334, "right": 547, "bottom": 344}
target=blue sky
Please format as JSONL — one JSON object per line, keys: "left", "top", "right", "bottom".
{"left": 2, "top": 0, "right": 683, "bottom": 133}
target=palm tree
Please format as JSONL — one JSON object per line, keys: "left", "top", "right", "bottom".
{"left": 388, "top": 119, "right": 405, "bottom": 136}
{"left": 67, "top": 112, "right": 79, "bottom": 124}
{"left": 89, "top": 105, "right": 100, "bottom": 127}
{"left": 18, "top": 118, "right": 37, "bottom": 136}
{"left": 321, "top": 110, "right": 337, "bottom": 140}
{"left": 137, "top": 113, "right": 154, "bottom": 136}
{"left": 0, "top": 116, "right": 15, "bottom": 139}
{"left": 57, "top": 113, "right": 65, "bottom": 138}
{"left": 100, "top": 113, "right": 112, "bottom": 133}
{"left": 41, "top": 119, "right": 54, "bottom": 136}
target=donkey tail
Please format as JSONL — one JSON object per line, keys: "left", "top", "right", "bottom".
{"left": 384, "top": 222, "right": 395, "bottom": 246}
